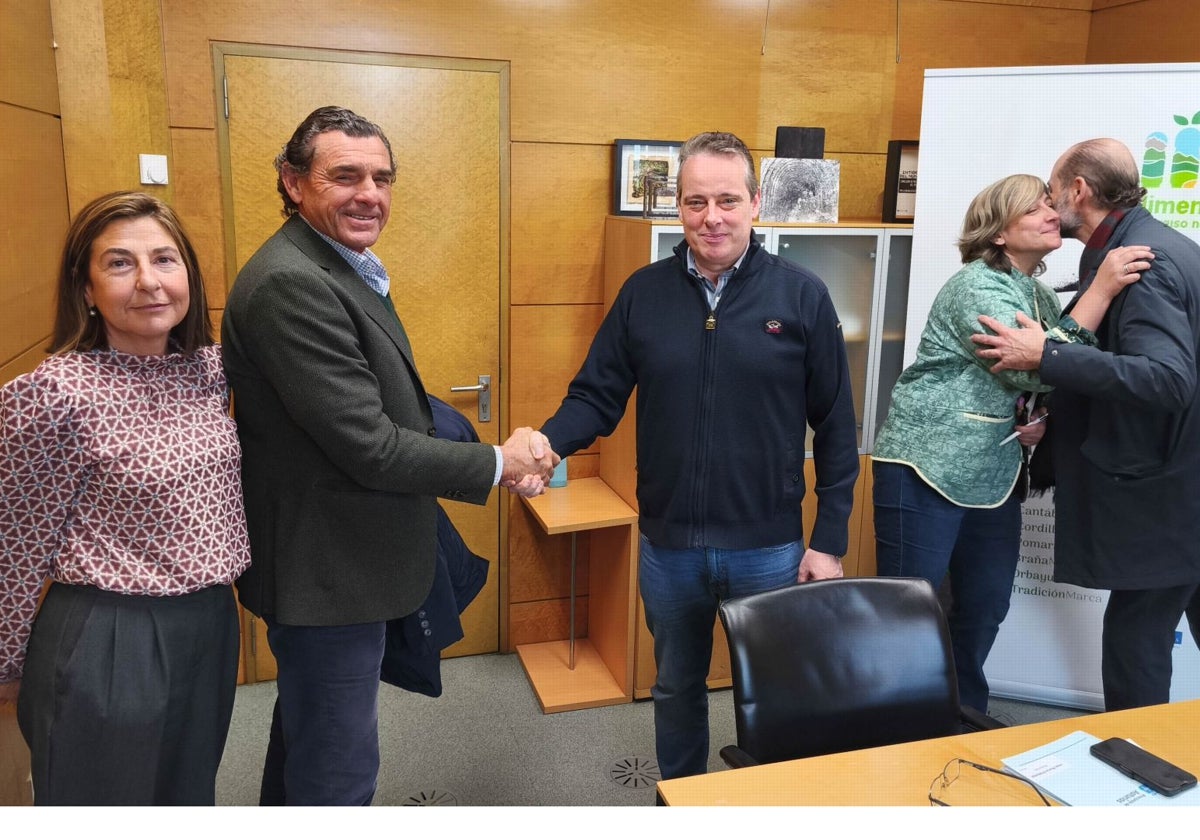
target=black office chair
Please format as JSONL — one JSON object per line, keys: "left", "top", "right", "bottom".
{"left": 716, "top": 576, "right": 1004, "bottom": 768}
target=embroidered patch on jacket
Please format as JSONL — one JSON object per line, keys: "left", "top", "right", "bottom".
{"left": 764, "top": 319, "right": 783, "bottom": 334}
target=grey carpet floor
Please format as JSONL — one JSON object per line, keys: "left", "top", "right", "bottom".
{"left": 215, "top": 651, "right": 1086, "bottom": 807}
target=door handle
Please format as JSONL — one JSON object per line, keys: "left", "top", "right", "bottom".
{"left": 449, "top": 374, "right": 491, "bottom": 423}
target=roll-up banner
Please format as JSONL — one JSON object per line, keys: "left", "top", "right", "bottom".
{"left": 912, "top": 63, "right": 1200, "bottom": 710}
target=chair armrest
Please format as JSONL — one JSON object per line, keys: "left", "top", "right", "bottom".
{"left": 960, "top": 705, "right": 1007, "bottom": 732}
{"left": 719, "top": 744, "right": 762, "bottom": 769}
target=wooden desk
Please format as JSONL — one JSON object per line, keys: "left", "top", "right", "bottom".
{"left": 656, "top": 699, "right": 1200, "bottom": 806}
{"left": 517, "top": 478, "right": 639, "bottom": 713}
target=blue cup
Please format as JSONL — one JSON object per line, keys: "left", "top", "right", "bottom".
{"left": 549, "top": 457, "right": 568, "bottom": 488}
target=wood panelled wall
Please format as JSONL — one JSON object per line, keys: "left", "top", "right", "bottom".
{"left": 0, "top": 0, "right": 64, "bottom": 806}
{"left": 8, "top": 0, "right": 1196, "bottom": 656}
{"left": 0, "top": 1, "right": 67, "bottom": 386}
{"left": 1089, "top": 0, "right": 1200, "bottom": 61}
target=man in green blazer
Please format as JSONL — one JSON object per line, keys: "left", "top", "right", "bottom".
{"left": 222, "top": 106, "right": 554, "bottom": 805}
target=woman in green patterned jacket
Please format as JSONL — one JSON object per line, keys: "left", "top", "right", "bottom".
{"left": 872, "top": 173, "right": 1152, "bottom": 712}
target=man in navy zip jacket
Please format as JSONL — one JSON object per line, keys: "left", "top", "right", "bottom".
{"left": 540, "top": 132, "right": 859, "bottom": 778}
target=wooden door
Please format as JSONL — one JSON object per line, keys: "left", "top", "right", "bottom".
{"left": 216, "top": 45, "right": 509, "bottom": 676}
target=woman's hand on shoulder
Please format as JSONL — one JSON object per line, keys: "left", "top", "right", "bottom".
{"left": 1095, "top": 245, "right": 1154, "bottom": 298}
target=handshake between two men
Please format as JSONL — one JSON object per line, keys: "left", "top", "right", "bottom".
{"left": 498, "top": 427, "right": 560, "bottom": 498}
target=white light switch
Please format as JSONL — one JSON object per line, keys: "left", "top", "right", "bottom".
{"left": 139, "top": 154, "right": 169, "bottom": 185}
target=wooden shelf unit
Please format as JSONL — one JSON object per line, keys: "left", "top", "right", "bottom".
{"left": 517, "top": 477, "right": 639, "bottom": 713}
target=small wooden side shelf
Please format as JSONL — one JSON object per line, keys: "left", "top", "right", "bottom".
{"left": 518, "top": 477, "right": 639, "bottom": 713}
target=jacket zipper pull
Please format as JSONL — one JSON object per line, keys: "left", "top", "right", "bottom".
{"left": 705, "top": 312, "right": 716, "bottom": 330}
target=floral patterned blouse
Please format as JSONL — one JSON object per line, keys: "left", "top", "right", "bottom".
{"left": 0, "top": 345, "right": 251, "bottom": 682}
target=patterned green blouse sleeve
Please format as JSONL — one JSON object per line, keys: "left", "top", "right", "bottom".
{"left": 942, "top": 265, "right": 1070, "bottom": 394}
{"left": 1046, "top": 312, "right": 1099, "bottom": 345}
{"left": 1033, "top": 279, "right": 1101, "bottom": 347}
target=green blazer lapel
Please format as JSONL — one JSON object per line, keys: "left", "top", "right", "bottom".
{"left": 346, "top": 274, "right": 418, "bottom": 366}
{"left": 281, "top": 216, "right": 420, "bottom": 370}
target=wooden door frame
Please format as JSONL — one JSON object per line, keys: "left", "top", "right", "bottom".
{"left": 210, "top": 43, "right": 513, "bottom": 679}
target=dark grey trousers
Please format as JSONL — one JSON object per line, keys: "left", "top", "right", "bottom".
{"left": 17, "top": 582, "right": 239, "bottom": 805}
{"left": 1102, "top": 583, "right": 1200, "bottom": 712}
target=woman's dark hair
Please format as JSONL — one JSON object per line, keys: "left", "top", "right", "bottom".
{"left": 49, "top": 191, "right": 212, "bottom": 354}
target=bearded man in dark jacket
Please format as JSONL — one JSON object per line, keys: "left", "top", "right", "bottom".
{"left": 975, "top": 138, "right": 1200, "bottom": 712}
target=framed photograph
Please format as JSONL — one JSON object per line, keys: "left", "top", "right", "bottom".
{"left": 883, "top": 140, "right": 919, "bottom": 222}
{"left": 759, "top": 157, "right": 840, "bottom": 223}
{"left": 612, "top": 139, "right": 682, "bottom": 216}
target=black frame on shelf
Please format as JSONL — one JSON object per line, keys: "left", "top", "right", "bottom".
{"left": 611, "top": 138, "right": 683, "bottom": 216}
{"left": 883, "top": 140, "right": 919, "bottom": 223}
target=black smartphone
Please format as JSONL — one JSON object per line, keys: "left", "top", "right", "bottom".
{"left": 1090, "top": 737, "right": 1198, "bottom": 796}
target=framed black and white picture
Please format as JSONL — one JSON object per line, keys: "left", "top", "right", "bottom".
{"left": 758, "top": 157, "right": 840, "bottom": 223}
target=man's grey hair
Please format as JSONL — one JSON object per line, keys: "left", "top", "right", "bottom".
{"left": 677, "top": 132, "right": 758, "bottom": 198}
{"left": 1055, "top": 138, "right": 1146, "bottom": 211}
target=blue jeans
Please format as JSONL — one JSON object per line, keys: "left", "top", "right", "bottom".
{"left": 872, "top": 460, "right": 1021, "bottom": 713}
{"left": 639, "top": 534, "right": 802, "bottom": 779}
{"left": 263, "top": 619, "right": 386, "bottom": 805}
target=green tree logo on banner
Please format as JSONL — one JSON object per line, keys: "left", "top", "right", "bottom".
{"left": 1142, "top": 113, "right": 1200, "bottom": 189}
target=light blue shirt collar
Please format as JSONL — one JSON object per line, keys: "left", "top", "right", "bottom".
{"left": 685, "top": 242, "right": 750, "bottom": 310}
{"left": 301, "top": 216, "right": 391, "bottom": 296}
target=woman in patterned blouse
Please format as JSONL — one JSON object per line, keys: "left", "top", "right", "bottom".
{"left": 0, "top": 192, "right": 251, "bottom": 804}
{"left": 871, "top": 174, "right": 1152, "bottom": 714}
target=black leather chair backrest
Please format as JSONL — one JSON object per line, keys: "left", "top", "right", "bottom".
{"left": 718, "top": 577, "right": 962, "bottom": 764}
